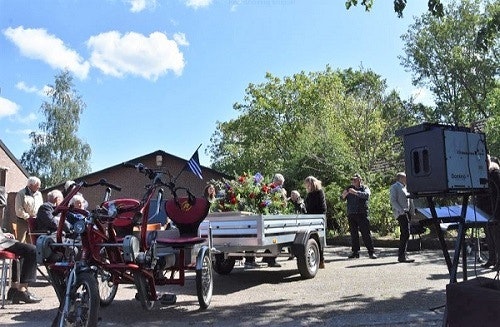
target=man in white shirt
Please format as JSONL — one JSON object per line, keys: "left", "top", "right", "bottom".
{"left": 390, "top": 172, "right": 415, "bottom": 263}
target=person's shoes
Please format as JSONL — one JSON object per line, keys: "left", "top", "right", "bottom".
{"left": 319, "top": 261, "right": 325, "bottom": 269}
{"left": 368, "top": 253, "right": 378, "bottom": 259}
{"left": 11, "top": 290, "right": 42, "bottom": 304}
{"left": 6, "top": 288, "right": 17, "bottom": 300}
{"left": 287, "top": 256, "right": 295, "bottom": 260}
{"left": 398, "top": 257, "right": 415, "bottom": 263}
{"left": 244, "top": 261, "right": 259, "bottom": 269}
{"left": 482, "top": 260, "right": 496, "bottom": 268}
{"left": 347, "top": 252, "right": 359, "bottom": 259}
{"left": 159, "top": 293, "right": 177, "bottom": 306}
{"left": 268, "top": 262, "right": 281, "bottom": 268}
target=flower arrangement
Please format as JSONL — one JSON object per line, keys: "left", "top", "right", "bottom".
{"left": 210, "top": 172, "right": 290, "bottom": 215}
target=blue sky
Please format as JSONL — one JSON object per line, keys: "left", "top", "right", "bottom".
{"left": 0, "top": 0, "right": 433, "bottom": 173}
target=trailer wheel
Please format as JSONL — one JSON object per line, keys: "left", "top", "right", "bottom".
{"left": 213, "top": 253, "right": 236, "bottom": 275}
{"left": 297, "top": 238, "right": 319, "bottom": 279}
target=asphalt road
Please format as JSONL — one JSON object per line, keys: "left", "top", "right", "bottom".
{"left": 1, "top": 245, "right": 497, "bottom": 326}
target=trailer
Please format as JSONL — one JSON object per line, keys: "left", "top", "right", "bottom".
{"left": 199, "top": 211, "right": 326, "bottom": 279}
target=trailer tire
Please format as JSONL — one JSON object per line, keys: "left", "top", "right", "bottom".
{"left": 213, "top": 254, "right": 236, "bottom": 275}
{"left": 297, "top": 238, "right": 320, "bottom": 279}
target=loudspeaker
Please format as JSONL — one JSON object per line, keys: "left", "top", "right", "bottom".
{"left": 396, "top": 123, "right": 488, "bottom": 195}
{"left": 446, "top": 277, "right": 500, "bottom": 327}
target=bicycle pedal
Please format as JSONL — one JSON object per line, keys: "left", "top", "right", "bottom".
{"left": 159, "top": 293, "right": 177, "bottom": 306}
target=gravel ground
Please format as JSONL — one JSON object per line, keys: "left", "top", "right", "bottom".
{"left": 0, "top": 245, "right": 497, "bottom": 326}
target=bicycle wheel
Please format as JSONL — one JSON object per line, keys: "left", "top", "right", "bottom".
{"left": 133, "top": 271, "right": 154, "bottom": 311}
{"left": 97, "top": 268, "right": 118, "bottom": 307}
{"left": 55, "top": 271, "right": 100, "bottom": 327}
{"left": 196, "top": 248, "right": 213, "bottom": 309}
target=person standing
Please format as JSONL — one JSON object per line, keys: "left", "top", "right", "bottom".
{"left": 304, "top": 176, "right": 326, "bottom": 215}
{"left": 14, "top": 176, "right": 43, "bottom": 243}
{"left": 390, "top": 172, "right": 415, "bottom": 263}
{"left": 480, "top": 155, "right": 500, "bottom": 270}
{"left": 341, "top": 173, "right": 377, "bottom": 259}
{"left": 260, "top": 173, "right": 287, "bottom": 268}
{"left": 304, "top": 176, "right": 327, "bottom": 268}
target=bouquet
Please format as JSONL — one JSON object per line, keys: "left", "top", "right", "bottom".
{"left": 210, "top": 172, "right": 290, "bottom": 215}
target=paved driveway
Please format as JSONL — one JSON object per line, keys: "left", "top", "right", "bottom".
{"left": 0, "top": 245, "right": 496, "bottom": 326}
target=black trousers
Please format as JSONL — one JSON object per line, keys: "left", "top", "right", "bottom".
{"left": 397, "top": 214, "right": 410, "bottom": 259}
{"left": 5, "top": 242, "right": 38, "bottom": 284}
{"left": 485, "top": 220, "right": 500, "bottom": 264}
{"left": 347, "top": 213, "right": 374, "bottom": 253}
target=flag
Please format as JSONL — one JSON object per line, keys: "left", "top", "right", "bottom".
{"left": 186, "top": 150, "right": 203, "bottom": 179}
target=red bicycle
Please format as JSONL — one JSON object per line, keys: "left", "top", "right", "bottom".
{"left": 39, "top": 164, "right": 213, "bottom": 319}
{"left": 102, "top": 162, "right": 213, "bottom": 310}
{"left": 36, "top": 179, "right": 122, "bottom": 327}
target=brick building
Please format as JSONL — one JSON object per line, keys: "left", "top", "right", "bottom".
{"left": 45, "top": 150, "right": 230, "bottom": 224}
{"left": 1, "top": 142, "right": 230, "bottom": 229}
{"left": 0, "top": 140, "right": 30, "bottom": 231}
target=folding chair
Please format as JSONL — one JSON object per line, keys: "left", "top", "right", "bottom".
{"left": 0, "top": 250, "right": 20, "bottom": 308}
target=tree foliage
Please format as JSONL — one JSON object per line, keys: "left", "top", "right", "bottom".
{"left": 209, "top": 0, "right": 498, "bottom": 237}
{"left": 400, "top": 0, "right": 499, "bottom": 127}
{"left": 21, "top": 71, "right": 91, "bottom": 187}
{"left": 345, "top": 0, "right": 444, "bottom": 18}
{"left": 208, "top": 67, "right": 414, "bottom": 236}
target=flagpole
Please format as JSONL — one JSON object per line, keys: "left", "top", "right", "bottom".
{"left": 173, "top": 144, "right": 202, "bottom": 183}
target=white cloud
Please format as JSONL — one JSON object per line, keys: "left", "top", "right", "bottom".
{"left": 5, "top": 128, "right": 33, "bottom": 136}
{"left": 87, "top": 31, "right": 187, "bottom": 80}
{"left": 0, "top": 97, "right": 19, "bottom": 118}
{"left": 185, "top": 0, "right": 212, "bottom": 9}
{"left": 3, "top": 26, "right": 90, "bottom": 80}
{"left": 16, "top": 81, "right": 50, "bottom": 97}
{"left": 15, "top": 113, "right": 37, "bottom": 124}
{"left": 126, "top": 0, "right": 157, "bottom": 13}
{"left": 5, "top": 128, "right": 34, "bottom": 145}
{"left": 173, "top": 33, "right": 189, "bottom": 46}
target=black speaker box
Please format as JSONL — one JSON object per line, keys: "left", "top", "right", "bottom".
{"left": 396, "top": 123, "right": 488, "bottom": 195}
{"left": 446, "top": 277, "right": 500, "bottom": 327}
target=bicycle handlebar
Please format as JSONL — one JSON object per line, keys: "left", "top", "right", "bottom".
{"left": 82, "top": 179, "right": 122, "bottom": 192}
{"left": 122, "top": 162, "right": 195, "bottom": 198}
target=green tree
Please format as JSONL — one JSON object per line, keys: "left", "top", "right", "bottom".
{"left": 208, "top": 66, "right": 407, "bottom": 236}
{"left": 345, "top": 0, "right": 444, "bottom": 18}
{"left": 21, "top": 70, "right": 91, "bottom": 187}
{"left": 399, "top": 0, "right": 499, "bottom": 126}
{"left": 208, "top": 67, "right": 353, "bottom": 188}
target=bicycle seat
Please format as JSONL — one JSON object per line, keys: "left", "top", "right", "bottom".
{"left": 156, "top": 197, "right": 209, "bottom": 247}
